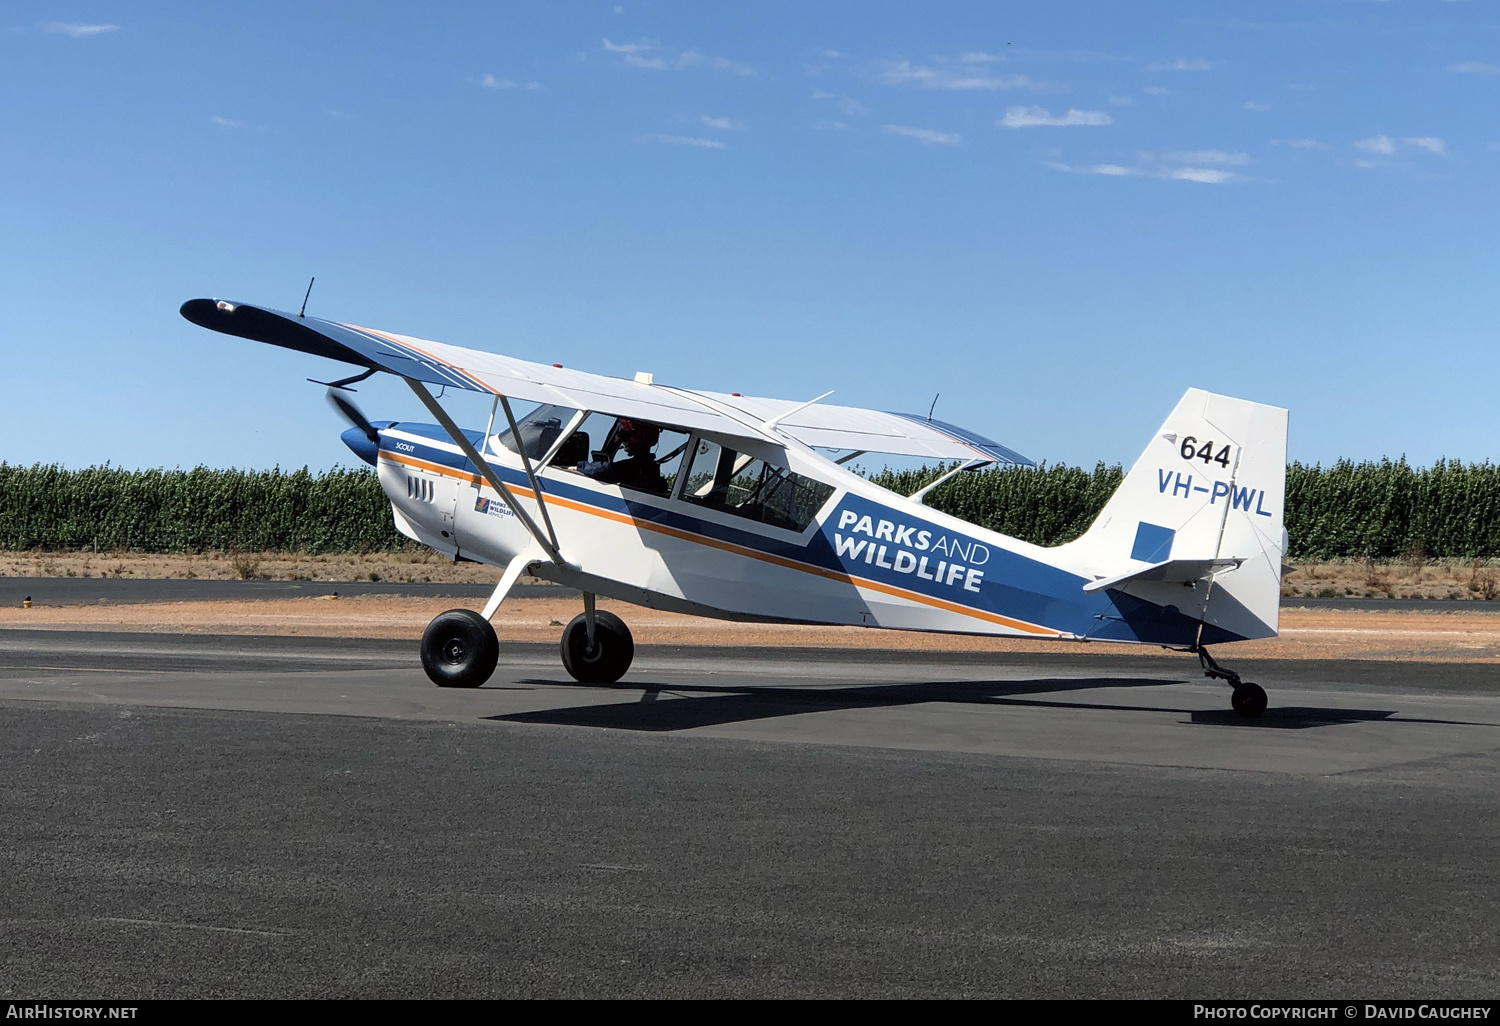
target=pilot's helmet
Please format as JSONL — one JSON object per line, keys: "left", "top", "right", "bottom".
{"left": 618, "top": 419, "right": 660, "bottom": 448}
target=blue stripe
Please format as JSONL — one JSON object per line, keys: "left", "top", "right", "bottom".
{"left": 384, "top": 430, "right": 1244, "bottom": 645}
{"left": 388, "top": 423, "right": 486, "bottom": 450}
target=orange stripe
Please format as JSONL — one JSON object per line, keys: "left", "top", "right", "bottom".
{"left": 347, "top": 323, "right": 498, "bottom": 394}
{"left": 379, "top": 450, "right": 1059, "bottom": 636}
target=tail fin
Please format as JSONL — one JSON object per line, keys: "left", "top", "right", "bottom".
{"left": 1068, "top": 388, "right": 1288, "bottom": 642}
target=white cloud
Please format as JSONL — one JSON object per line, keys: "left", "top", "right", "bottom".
{"left": 1046, "top": 156, "right": 1245, "bottom": 184}
{"left": 1350, "top": 135, "right": 1448, "bottom": 165}
{"left": 1165, "top": 149, "right": 1249, "bottom": 165}
{"left": 956, "top": 51, "right": 1006, "bottom": 64}
{"left": 812, "top": 120, "right": 848, "bottom": 131}
{"left": 646, "top": 134, "right": 726, "bottom": 149}
{"left": 677, "top": 50, "right": 754, "bottom": 75}
{"left": 1000, "top": 105, "right": 1112, "bottom": 128}
{"left": 603, "top": 39, "right": 751, "bottom": 74}
{"left": 701, "top": 115, "right": 747, "bottom": 131}
{"left": 881, "top": 60, "right": 1037, "bottom": 90}
{"left": 211, "top": 116, "right": 245, "bottom": 128}
{"left": 1274, "top": 138, "right": 1331, "bottom": 150}
{"left": 1356, "top": 134, "right": 1397, "bottom": 156}
{"left": 1243, "top": 101, "right": 1270, "bottom": 111}
{"left": 41, "top": 22, "right": 119, "bottom": 36}
{"left": 1170, "top": 167, "right": 1236, "bottom": 184}
{"left": 481, "top": 74, "right": 541, "bottom": 90}
{"left": 603, "top": 38, "right": 668, "bottom": 70}
{"left": 1108, "top": 95, "right": 1134, "bottom": 105}
{"left": 1450, "top": 62, "right": 1500, "bottom": 75}
{"left": 1143, "top": 85, "right": 1169, "bottom": 96}
{"left": 1404, "top": 136, "right": 1448, "bottom": 154}
{"left": 883, "top": 124, "right": 961, "bottom": 145}
{"left": 1147, "top": 58, "right": 1214, "bottom": 72}
{"left": 812, "top": 92, "right": 867, "bottom": 116}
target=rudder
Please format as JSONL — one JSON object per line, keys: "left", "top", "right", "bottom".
{"left": 1064, "top": 388, "right": 1288, "bottom": 642}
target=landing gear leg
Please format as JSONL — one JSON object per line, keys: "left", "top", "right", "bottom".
{"left": 1195, "top": 646, "right": 1268, "bottom": 719}
{"left": 481, "top": 552, "right": 536, "bottom": 620}
{"left": 419, "top": 553, "right": 534, "bottom": 689}
{"left": 560, "top": 592, "right": 634, "bottom": 685}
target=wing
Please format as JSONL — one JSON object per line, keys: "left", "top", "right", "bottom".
{"left": 181, "top": 299, "right": 745, "bottom": 437}
{"left": 691, "top": 392, "right": 1033, "bottom": 466}
{"left": 181, "top": 298, "right": 1032, "bottom": 464}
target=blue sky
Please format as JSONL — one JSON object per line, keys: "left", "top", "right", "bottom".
{"left": 3, "top": 2, "right": 1497, "bottom": 472}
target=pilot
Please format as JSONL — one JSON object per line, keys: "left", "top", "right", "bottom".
{"left": 578, "top": 419, "right": 667, "bottom": 494}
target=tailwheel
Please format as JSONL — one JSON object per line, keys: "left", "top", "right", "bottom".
{"left": 560, "top": 610, "right": 634, "bottom": 685}
{"left": 1195, "top": 645, "right": 1269, "bottom": 720}
{"left": 1231, "top": 682, "right": 1268, "bottom": 719}
{"left": 421, "top": 608, "right": 499, "bottom": 688}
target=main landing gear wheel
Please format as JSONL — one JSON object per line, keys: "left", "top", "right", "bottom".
{"left": 560, "top": 610, "right": 634, "bottom": 685}
{"left": 420, "top": 609, "right": 499, "bottom": 688}
{"left": 1231, "top": 682, "right": 1268, "bottom": 719}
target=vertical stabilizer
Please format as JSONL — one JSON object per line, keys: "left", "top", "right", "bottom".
{"left": 1065, "top": 388, "right": 1288, "bottom": 642}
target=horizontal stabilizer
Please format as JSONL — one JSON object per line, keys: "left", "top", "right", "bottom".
{"left": 1082, "top": 557, "right": 1245, "bottom": 595}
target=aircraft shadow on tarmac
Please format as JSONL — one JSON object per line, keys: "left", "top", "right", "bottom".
{"left": 488, "top": 677, "right": 1450, "bottom": 733}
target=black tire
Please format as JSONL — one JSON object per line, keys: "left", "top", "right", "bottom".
{"left": 420, "top": 609, "right": 499, "bottom": 688}
{"left": 559, "top": 610, "right": 634, "bottom": 685}
{"left": 1231, "top": 682, "right": 1268, "bottom": 719}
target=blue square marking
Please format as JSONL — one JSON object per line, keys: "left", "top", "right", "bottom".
{"left": 1131, "top": 522, "right": 1175, "bottom": 563}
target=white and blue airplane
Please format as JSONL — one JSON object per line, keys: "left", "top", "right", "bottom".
{"left": 182, "top": 298, "right": 1289, "bottom": 717}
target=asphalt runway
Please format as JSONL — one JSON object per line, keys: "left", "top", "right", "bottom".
{"left": 0, "top": 577, "right": 572, "bottom": 606}
{"left": 1, "top": 629, "right": 1498, "bottom": 998}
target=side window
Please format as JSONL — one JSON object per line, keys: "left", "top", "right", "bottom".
{"left": 553, "top": 413, "right": 690, "bottom": 499}
{"left": 554, "top": 411, "right": 619, "bottom": 469}
{"left": 653, "top": 429, "right": 691, "bottom": 496}
{"left": 682, "top": 438, "right": 834, "bottom": 531}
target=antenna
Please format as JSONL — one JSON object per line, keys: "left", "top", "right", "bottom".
{"left": 927, "top": 393, "right": 940, "bottom": 421}
{"left": 298, "top": 276, "right": 316, "bottom": 319}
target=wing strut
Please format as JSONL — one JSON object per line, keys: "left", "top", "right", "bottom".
{"left": 909, "top": 458, "right": 991, "bottom": 505}
{"left": 403, "top": 377, "right": 564, "bottom": 566}
{"left": 497, "top": 394, "right": 561, "bottom": 555}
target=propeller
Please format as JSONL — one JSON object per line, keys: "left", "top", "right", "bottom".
{"left": 326, "top": 388, "right": 378, "bottom": 444}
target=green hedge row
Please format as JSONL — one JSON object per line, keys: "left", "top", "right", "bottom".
{"left": 0, "top": 464, "right": 403, "bottom": 554}
{"left": 878, "top": 458, "right": 1500, "bottom": 559}
{"left": 5, "top": 459, "right": 1500, "bottom": 559}
{"left": 871, "top": 463, "right": 1125, "bottom": 548}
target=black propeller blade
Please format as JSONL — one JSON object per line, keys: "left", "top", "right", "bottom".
{"left": 326, "top": 388, "right": 379, "bottom": 443}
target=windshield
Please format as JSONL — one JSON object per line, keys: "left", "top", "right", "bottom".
{"left": 492, "top": 403, "right": 577, "bottom": 462}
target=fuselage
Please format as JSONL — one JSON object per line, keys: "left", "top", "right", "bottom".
{"left": 367, "top": 420, "right": 1249, "bottom": 647}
